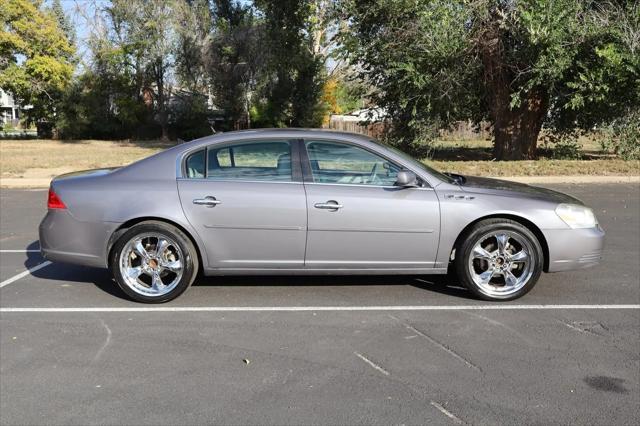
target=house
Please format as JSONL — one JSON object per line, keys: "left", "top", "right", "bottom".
{"left": 0, "top": 89, "right": 21, "bottom": 126}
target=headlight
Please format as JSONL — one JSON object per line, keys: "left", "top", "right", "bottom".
{"left": 555, "top": 203, "right": 598, "bottom": 229}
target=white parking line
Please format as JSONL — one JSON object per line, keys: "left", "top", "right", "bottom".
{"left": 354, "top": 352, "right": 390, "bottom": 376}
{"left": 0, "top": 304, "right": 638, "bottom": 313}
{"left": 430, "top": 401, "right": 463, "bottom": 425}
{"left": 0, "top": 261, "right": 52, "bottom": 289}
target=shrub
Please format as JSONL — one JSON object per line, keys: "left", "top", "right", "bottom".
{"left": 600, "top": 111, "right": 640, "bottom": 160}
{"left": 539, "top": 131, "right": 583, "bottom": 160}
{"left": 549, "top": 133, "right": 583, "bottom": 160}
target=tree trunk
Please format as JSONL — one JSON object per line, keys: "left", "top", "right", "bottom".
{"left": 155, "top": 64, "right": 170, "bottom": 142}
{"left": 477, "top": 8, "right": 548, "bottom": 160}
{"left": 493, "top": 90, "right": 548, "bottom": 160}
{"left": 160, "top": 120, "right": 169, "bottom": 141}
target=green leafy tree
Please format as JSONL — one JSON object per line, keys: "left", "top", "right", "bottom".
{"left": 56, "top": 42, "right": 150, "bottom": 139}
{"left": 174, "top": 0, "right": 212, "bottom": 94}
{"left": 204, "top": 0, "right": 265, "bottom": 130}
{"left": 338, "top": 0, "right": 640, "bottom": 159}
{"left": 171, "top": 0, "right": 215, "bottom": 139}
{"left": 0, "top": 0, "right": 74, "bottom": 127}
{"left": 57, "top": 0, "right": 162, "bottom": 139}
{"left": 253, "top": 0, "right": 328, "bottom": 127}
{"left": 50, "top": 0, "right": 76, "bottom": 46}
{"left": 105, "top": 0, "right": 179, "bottom": 140}
{"left": 57, "top": 0, "right": 217, "bottom": 140}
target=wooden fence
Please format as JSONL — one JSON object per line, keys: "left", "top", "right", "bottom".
{"left": 326, "top": 119, "right": 389, "bottom": 138}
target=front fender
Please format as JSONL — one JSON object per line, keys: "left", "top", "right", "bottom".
{"left": 435, "top": 190, "right": 567, "bottom": 269}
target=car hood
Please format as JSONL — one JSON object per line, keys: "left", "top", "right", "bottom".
{"left": 459, "top": 176, "right": 583, "bottom": 205}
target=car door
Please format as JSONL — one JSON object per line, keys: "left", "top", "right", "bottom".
{"left": 302, "top": 139, "right": 440, "bottom": 270}
{"left": 177, "top": 139, "right": 307, "bottom": 269}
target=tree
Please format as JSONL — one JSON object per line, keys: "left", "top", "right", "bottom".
{"left": 101, "top": 0, "right": 180, "bottom": 140}
{"left": 0, "top": 0, "right": 74, "bottom": 126}
{"left": 56, "top": 42, "right": 150, "bottom": 139}
{"left": 321, "top": 75, "right": 366, "bottom": 124}
{"left": 57, "top": 0, "right": 169, "bottom": 139}
{"left": 50, "top": 0, "right": 76, "bottom": 46}
{"left": 204, "top": 0, "right": 265, "bottom": 129}
{"left": 174, "top": 0, "right": 212, "bottom": 94}
{"left": 171, "top": 0, "right": 214, "bottom": 139}
{"left": 338, "top": 0, "right": 640, "bottom": 160}
{"left": 253, "top": 0, "right": 328, "bottom": 127}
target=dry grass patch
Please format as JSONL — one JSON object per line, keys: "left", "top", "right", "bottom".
{"left": 1, "top": 139, "right": 638, "bottom": 181}
{"left": 0, "top": 139, "right": 175, "bottom": 177}
{"left": 429, "top": 159, "right": 639, "bottom": 176}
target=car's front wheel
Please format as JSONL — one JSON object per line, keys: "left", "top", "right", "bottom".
{"left": 110, "top": 221, "right": 199, "bottom": 303}
{"left": 455, "top": 219, "right": 543, "bottom": 301}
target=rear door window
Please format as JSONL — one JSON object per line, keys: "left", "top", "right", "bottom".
{"left": 206, "top": 140, "right": 292, "bottom": 182}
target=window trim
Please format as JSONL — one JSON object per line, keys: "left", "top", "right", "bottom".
{"left": 179, "top": 138, "right": 303, "bottom": 183}
{"left": 300, "top": 138, "right": 430, "bottom": 189}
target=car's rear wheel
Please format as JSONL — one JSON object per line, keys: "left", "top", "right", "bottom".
{"left": 455, "top": 219, "right": 543, "bottom": 301}
{"left": 110, "top": 221, "right": 199, "bottom": 303}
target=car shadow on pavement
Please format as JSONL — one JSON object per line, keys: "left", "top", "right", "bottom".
{"left": 195, "top": 274, "right": 471, "bottom": 299}
{"left": 24, "top": 240, "right": 473, "bottom": 301}
{"left": 24, "top": 241, "right": 125, "bottom": 299}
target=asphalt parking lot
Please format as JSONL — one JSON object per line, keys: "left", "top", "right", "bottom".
{"left": 1, "top": 184, "right": 639, "bottom": 425}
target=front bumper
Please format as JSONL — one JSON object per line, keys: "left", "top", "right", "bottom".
{"left": 39, "top": 209, "right": 119, "bottom": 268}
{"left": 543, "top": 225, "right": 605, "bottom": 272}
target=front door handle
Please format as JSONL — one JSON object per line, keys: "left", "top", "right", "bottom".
{"left": 314, "top": 200, "right": 343, "bottom": 210}
{"left": 193, "top": 196, "right": 221, "bottom": 207}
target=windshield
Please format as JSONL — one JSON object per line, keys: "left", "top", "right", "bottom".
{"left": 369, "top": 139, "right": 457, "bottom": 184}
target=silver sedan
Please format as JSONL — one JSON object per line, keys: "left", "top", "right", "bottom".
{"left": 39, "top": 129, "right": 605, "bottom": 303}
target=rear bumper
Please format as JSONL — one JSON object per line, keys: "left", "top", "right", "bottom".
{"left": 39, "top": 209, "right": 119, "bottom": 268}
{"left": 543, "top": 225, "right": 605, "bottom": 272}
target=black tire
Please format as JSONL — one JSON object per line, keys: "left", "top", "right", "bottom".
{"left": 110, "top": 221, "right": 199, "bottom": 303}
{"left": 454, "top": 219, "right": 543, "bottom": 301}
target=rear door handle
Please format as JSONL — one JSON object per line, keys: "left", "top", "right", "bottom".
{"left": 193, "top": 196, "right": 221, "bottom": 207}
{"left": 314, "top": 200, "right": 343, "bottom": 210}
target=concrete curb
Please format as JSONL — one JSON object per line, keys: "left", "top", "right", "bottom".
{"left": 1, "top": 175, "right": 638, "bottom": 189}
{"left": 487, "top": 175, "right": 640, "bottom": 184}
{"left": 1, "top": 178, "right": 55, "bottom": 189}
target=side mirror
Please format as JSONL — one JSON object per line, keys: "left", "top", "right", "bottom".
{"left": 395, "top": 170, "right": 418, "bottom": 187}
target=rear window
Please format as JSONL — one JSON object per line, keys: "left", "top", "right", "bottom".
{"left": 185, "top": 150, "right": 205, "bottom": 178}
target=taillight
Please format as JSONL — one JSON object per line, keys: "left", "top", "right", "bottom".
{"left": 47, "top": 188, "right": 66, "bottom": 209}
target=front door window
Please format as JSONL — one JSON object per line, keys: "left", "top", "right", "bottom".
{"left": 305, "top": 140, "right": 401, "bottom": 186}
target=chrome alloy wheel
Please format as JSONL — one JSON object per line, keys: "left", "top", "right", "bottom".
{"left": 118, "top": 233, "right": 184, "bottom": 297}
{"left": 467, "top": 231, "right": 535, "bottom": 297}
